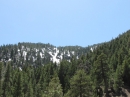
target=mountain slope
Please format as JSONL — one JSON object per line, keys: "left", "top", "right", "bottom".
{"left": 0, "top": 42, "right": 100, "bottom": 66}
{"left": 1, "top": 30, "right": 130, "bottom": 97}
{"left": 84, "top": 30, "right": 130, "bottom": 96}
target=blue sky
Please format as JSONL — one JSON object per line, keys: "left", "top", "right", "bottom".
{"left": 0, "top": 0, "right": 130, "bottom": 47}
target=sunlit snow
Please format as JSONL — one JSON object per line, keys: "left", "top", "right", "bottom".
{"left": 48, "top": 48, "right": 60, "bottom": 64}
{"left": 90, "top": 47, "right": 93, "bottom": 52}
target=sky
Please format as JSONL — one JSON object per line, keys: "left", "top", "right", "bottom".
{"left": 0, "top": 0, "right": 130, "bottom": 47}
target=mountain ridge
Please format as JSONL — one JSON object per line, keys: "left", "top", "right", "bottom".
{"left": 0, "top": 42, "right": 100, "bottom": 66}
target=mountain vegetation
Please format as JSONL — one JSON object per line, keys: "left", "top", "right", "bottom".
{"left": 0, "top": 30, "right": 130, "bottom": 97}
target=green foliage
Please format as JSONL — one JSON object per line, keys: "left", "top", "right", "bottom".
{"left": 15, "top": 71, "right": 24, "bottom": 97}
{"left": 113, "top": 65, "right": 123, "bottom": 93}
{"left": 91, "top": 53, "right": 109, "bottom": 96}
{"left": 43, "top": 73, "right": 63, "bottom": 97}
{"left": 26, "top": 80, "right": 34, "bottom": 97}
{"left": 0, "top": 62, "right": 3, "bottom": 97}
{"left": 65, "top": 69, "right": 90, "bottom": 97}
{"left": 1, "top": 30, "right": 130, "bottom": 97}
{"left": 58, "top": 61, "right": 71, "bottom": 94}
{"left": 2, "top": 62, "right": 13, "bottom": 97}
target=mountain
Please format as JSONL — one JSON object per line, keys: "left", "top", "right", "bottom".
{"left": 1, "top": 30, "right": 130, "bottom": 97}
{"left": 0, "top": 42, "right": 100, "bottom": 66}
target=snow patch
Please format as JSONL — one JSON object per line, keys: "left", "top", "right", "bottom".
{"left": 26, "top": 48, "right": 30, "bottom": 51}
{"left": 71, "top": 51, "right": 75, "bottom": 55}
{"left": 76, "top": 56, "right": 79, "bottom": 59}
{"left": 22, "top": 46, "right": 24, "bottom": 49}
{"left": 67, "top": 51, "right": 70, "bottom": 57}
{"left": 90, "top": 47, "right": 93, "bottom": 52}
{"left": 18, "top": 49, "right": 20, "bottom": 52}
{"left": 8, "top": 58, "right": 11, "bottom": 61}
{"left": 42, "top": 48, "right": 45, "bottom": 53}
{"left": 40, "top": 52, "right": 44, "bottom": 58}
{"left": 19, "top": 67, "right": 22, "bottom": 71}
{"left": 35, "top": 49, "right": 39, "bottom": 52}
{"left": 23, "top": 51, "right": 27, "bottom": 60}
{"left": 48, "top": 48, "right": 60, "bottom": 64}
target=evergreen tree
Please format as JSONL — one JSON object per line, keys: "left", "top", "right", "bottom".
{"left": 2, "top": 62, "right": 13, "bottom": 97}
{"left": 14, "top": 70, "right": 24, "bottom": 97}
{"left": 113, "top": 65, "right": 123, "bottom": 93}
{"left": 65, "top": 69, "right": 90, "bottom": 97}
{"left": 43, "top": 73, "right": 63, "bottom": 97}
{"left": 58, "top": 61, "right": 70, "bottom": 94}
{"left": 92, "top": 53, "right": 109, "bottom": 97}
{"left": 122, "top": 58, "right": 130, "bottom": 86}
{"left": 25, "top": 80, "right": 33, "bottom": 97}
{"left": 35, "top": 82, "right": 42, "bottom": 97}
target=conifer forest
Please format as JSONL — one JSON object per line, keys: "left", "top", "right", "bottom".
{"left": 1, "top": 30, "right": 130, "bottom": 97}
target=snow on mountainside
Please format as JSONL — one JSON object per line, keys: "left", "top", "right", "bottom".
{"left": 49, "top": 48, "right": 60, "bottom": 64}
{"left": 0, "top": 42, "right": 100, "bottom": 65}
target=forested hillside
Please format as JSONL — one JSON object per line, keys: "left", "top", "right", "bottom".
{"left": 0, "top": 30, "right": 130, "bottom": 97}
{"left": 0, "top": 42, "right": 98, "bottom": 66}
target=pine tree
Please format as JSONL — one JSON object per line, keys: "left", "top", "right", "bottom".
{"left": 2, "top": 62, "right": 13, "bottom": 97}
{"left": 122, "top": 58, "right": 130, "bottom": 86}
{"left": 65, "top": 69, "right": 90, "bottom": 97}
{"left": 43, "top": 73, "right": 63, "bottom": 97}
{"left": 25, "top": 80, "right": 33, "bottom": 97}
{"left": 113, "top": 65, "right": 123, "bottom": 93}
{"left": 35, "top": 82, "right": 42, "bottom": 97}
{"left": 58, "top": 61, "right": 70, "bottom": 93}
{"left": 92, "top": 53, "right": 109, "bottom": 97}
{"left": 14, "top": 70, "right": 24, "bottom": 97}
